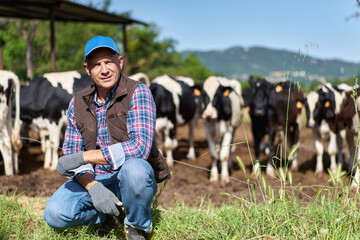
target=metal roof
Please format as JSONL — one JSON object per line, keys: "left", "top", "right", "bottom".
{"left": 0, "top": 0, "right": 147, "bottom": 74}
{"left": 0, "top": 0, "right": 146, "bottom": 25}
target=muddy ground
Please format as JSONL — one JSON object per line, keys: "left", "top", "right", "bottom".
{"left": 0, "top": 119, "right": 355, "bottom": 207}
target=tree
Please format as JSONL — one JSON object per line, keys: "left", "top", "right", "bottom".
{"left": 16, "top": 20, "right": 39, "bottom": 79}
{"left": 346, "top": 0, "right": 360, "bottom": 20}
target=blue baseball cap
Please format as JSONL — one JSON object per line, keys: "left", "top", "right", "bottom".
{"left": 84, "top": 35, "right": 120, "bottom": 62}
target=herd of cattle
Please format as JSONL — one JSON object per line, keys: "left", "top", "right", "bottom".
{"left": 1, "top": 70, "right": 360, "bottom": 188}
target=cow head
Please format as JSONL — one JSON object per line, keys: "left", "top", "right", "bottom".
{"left": 340, "top": 88, "right": 360, "bottom": 128}
{"left": 304, "top": 91, "right": 320, "bottom": 128}
{"left": 316, "top": 85, "right": 336, "bottom": 122}
{"left": 243, "top": 76, "right": 272, "bottom": 117}
{"left": 192, "top": 83, "right": 206, "bottom": 115}
{"left": 200, "top": 77, "right": 232, "bottom": 121}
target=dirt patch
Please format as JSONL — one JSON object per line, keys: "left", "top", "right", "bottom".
{"left": 0, "top": 121, "right": 354, "bottom": 207}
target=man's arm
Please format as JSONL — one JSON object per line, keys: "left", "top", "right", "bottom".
{"left": 58, "top": 98, "right": 94, "bottom": 178}
{"left": 77, "top": 150, "right": 106, "bottom": 189}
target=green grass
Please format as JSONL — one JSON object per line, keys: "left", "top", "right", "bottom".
{"left": 2, "top": 185, "right": 360, "bottom": 240}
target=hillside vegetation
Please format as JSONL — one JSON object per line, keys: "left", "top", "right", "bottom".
{"left": 184, "top": 46, "right": 360, "bottom": 82}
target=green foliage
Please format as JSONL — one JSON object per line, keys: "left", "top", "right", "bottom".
{"left": 0, "top": 18, "right": 212, "bottom": 82}
{"left": 4, "top": 191, "right": 360, "bottom": 239}
{"left": 0, "top": 21, "right": 27, "bottom": 80}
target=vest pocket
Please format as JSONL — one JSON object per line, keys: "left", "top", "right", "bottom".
{"left": 107, "top": 111, "right": 129, "bottom": 143}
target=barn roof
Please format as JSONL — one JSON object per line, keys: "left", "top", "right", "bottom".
{"left": 0, "top": 0, "right": 147, "bottom": 74}
{"left": 0, "top": 0, "right": 146, "bottom": 25}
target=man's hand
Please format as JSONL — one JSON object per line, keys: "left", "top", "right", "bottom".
{"left": 88, "top": 182, "right": 123, "bottom": 216}
{"left": 57, "top": 152, "right": 86, "bottom": 177}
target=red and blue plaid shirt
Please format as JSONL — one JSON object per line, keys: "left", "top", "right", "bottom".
{"left": 62, "top": 81, "right": 156, "bottom": 180}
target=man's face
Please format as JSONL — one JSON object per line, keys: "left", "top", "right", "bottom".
{"left": 84, "top": 48, "right": 123, "bottom": 93}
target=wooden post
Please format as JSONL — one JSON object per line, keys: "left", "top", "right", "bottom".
{"left": 0, "top": 49, "right": 3, "bottom": 70}
{"left": 122, "top": 24, "right": 128, "bottom": 76}
{"left": 50, "top": 6, "right": 56, "bottom": 72}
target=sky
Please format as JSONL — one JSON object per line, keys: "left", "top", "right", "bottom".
{"left": 81, "top": 0, "right": 360, "bottom": 63}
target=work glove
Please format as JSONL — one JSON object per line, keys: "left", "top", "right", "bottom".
{"left": 57, "top": 152, "right": 85, "bottom": 177}
{"left": 88, "top": 182, "right": 123, "bottom": 216}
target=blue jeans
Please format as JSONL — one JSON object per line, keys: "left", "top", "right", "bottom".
{"left": 43, "top": 158, "right": 157, "bottom": 233}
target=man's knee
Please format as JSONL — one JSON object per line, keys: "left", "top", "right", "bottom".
{"left": 44, "top": 202, "right": 69, "bottom": 230}
{"left": 121, "top": 159, "right": 154, "bottom": 180}
{"left": 120, "top": 159, "right": 156, "bottom": 195}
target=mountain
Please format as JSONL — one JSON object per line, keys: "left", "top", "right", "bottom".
{"left": 182, "top": 46, "right": 360, "bottom": 82}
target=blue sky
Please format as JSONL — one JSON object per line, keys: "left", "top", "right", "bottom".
{"left": 79, "top": 1, "right": 360, "bottom": 63}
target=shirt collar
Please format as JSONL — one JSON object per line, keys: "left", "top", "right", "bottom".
{"left": 93, "top": 79, "right": 120, "bottom": 106}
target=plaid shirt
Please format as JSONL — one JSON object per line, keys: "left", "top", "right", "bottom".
{"left": 62, "top": 81, "right": 156, "bottom": 180}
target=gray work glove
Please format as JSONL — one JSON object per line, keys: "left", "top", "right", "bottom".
{"left": 88, "top": 182, "right": 123, "bottom": 216}
{"left": 57, "top": 152, "right": 86, "bottom": 177}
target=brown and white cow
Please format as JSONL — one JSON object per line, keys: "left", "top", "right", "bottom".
{"left": 266, "top": 81, "right": 304, "bottom": 177}
{"left": 0, "top": 70, "right": 22, "bottom": 175}
{"left": 339, "top": 87, "right": 360, "bottom": 187}
{"left": 199, "top": 76, "right": 244, "bottom": 185}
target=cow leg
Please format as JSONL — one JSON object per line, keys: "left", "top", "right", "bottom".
{"left": 205, "top": 121, "right": 219, "bottom": 182}
{"left": 328, "top": 131, "right": 340, "bottom": 174}
{"left": 351, "top": 147, "right": 360, "bottom": 188}
{"left": 43, "top": 137, "right": 52, "bottom": 169}
{"left": 346, "top": 129, "right": 356, "bottom": 174}
{"left": 156, "top": 118, "right": 175, "bottom": 166}
{"left": 290, "top": 124, "right": 299, "bottom": 171}
{"left": 0, "top": 126, "right": 14, "bottom": 175}
{"left": 266, "top": 127, "right": 277, "bottom": 177}
{"left": 49, "top": 122, "right": 60, "bottom": 170}
{"left": 313, "top": 128, "right": 324, "bottom": 174}
{"left": 252, "top": 132, "right": 262, "bottom": 176}
{"left": 220, "top": 129, "right": 233, "bottom": 185}
{"left": 186, "top": 117, "right": 196, "bottom": 160}
{"left": 336, "top": 131, "right": 344, "bottom": 170}
{"left": 164, "top": 130, "right": 174, "bottom": 167}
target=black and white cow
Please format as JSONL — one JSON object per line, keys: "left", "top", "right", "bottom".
{"left": 304, "top": 90, "right": 332, "bottom": 174}
{"left": 242, "top": 76, "right": 273, "bottom": 176}
{"left": 200, "top": 76, "right": 244, "bottom": 185}
{"left": 20, "top": 71, "right": 93, "bottom": 170}
{"left": 150, "top": 75, "right": 202, "bottom": 166}
{"left": 0, "top": 70, "right": 22, "bottom": 175}
{"left": 266, "top": 81, "right": 304, "bottom": 177}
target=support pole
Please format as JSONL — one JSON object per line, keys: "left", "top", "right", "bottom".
{"left": 122, "top": 24, "right": 128, "bottom": 76}
{"left": 50, "top": 6, "right": 56, "bottom": 72}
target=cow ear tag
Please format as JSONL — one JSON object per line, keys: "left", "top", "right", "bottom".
{"left": 275, "top": 85, "right": 283, "bottom": 92}
{"left": 324, "top": 100, "right": 330, "bottom": 108}
{"left": 194, "top": 88, "right": 201, "bottom": 96}
{"left": 296, "top": 101, "right": 303, "bottom": 109}
{"left": 224, "top": 89, "right": 230, "bottom": 97}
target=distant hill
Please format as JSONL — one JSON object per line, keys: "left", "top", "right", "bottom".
{"left": 182, "top": 46, "right": 360, "bottom": 82}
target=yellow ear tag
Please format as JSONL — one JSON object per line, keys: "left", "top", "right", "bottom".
{"left": 194, "top": 88, "right": 201, "bottom": 96}
{"left": 224, "top": 89, "right": 230, "bottom": 97}
{"left": 296, "top": 101, "right": 303, "bottom": 109}
{"left": 275, "top": 85, "right": 283, "bottom": 92}
{"left": 324, "top": 100, "right": 330, "bottom": 108}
